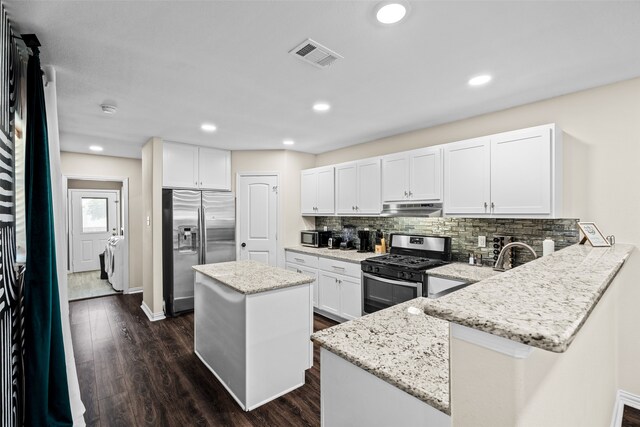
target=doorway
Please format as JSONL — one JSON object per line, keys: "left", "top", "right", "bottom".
{"left": 65, "top": 177, "right": 129, "bottom": 301}
{"left": 237, "top": 173, "right": 279, "bottom": 266}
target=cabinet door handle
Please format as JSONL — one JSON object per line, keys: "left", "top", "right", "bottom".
{"left": 491, "top": 202, "right": 495, "bottom": 210}
{"left": 352, "top": 206, "right": 355, "bottom": 210}
{"left": 333, "top": 266, "right": 345, "bottom": 271}
{"left": 408, "top": 191, "right": 412, "bottom": 197}
{"left": 484, "top": 201, "right": 488, "bottom": 210}
{"left": 294, "top": 258, "right": 304, "bottom": 262}
{"left": 200, "top": 181, "right": 203, "bottom": 186}
{"left": 404, "top": 190, "right": 408, "bottom": 198}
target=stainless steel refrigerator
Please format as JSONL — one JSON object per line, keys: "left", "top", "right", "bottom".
{"left": 162, "top": 189, "right": 236, "bottom": 316}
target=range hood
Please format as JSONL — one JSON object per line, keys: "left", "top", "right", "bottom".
{"left": 380, "top": 202, "right": 443, "bottom": 217}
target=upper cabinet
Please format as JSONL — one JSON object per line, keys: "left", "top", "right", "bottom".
{"left": 444, "top": 124, "right": 561, "bottom": 217}
{"left": 163, "top": 141, "right": 231, "bottom": 190}
{"left": 301, "top": 166, "right": 335, "bottom": 216}
{"left": 382, "top": 147, "right": 442, "bottom": 202}
{"left": 336, "top": 158, "right": 381, "bottom": 215}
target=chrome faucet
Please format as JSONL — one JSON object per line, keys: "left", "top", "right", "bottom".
{"left": 493, "top": 242, "right": 538, "bottom": 271}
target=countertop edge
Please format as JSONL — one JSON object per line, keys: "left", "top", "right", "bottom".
{"left": 192, "top": 265, "right": 314, "bottom": 295}
{"left": 311, "top": 337, "right": 451, "bottom": 415}
{"left": 285, "top": 246, "right": 375, "bottom": 264}
{"left": 424, "top": 246, "right": 633, "bottom": 353}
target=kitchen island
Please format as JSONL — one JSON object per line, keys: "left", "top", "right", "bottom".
{"left": 192, "top": 260, "right": 314, "bottom": 411}
{"left": 313, "top": 244, "right": 634, "bottom": 426}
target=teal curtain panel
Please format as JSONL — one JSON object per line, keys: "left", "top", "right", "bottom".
{"left": 23, "top": 44, "right": 72, "bottom": 426}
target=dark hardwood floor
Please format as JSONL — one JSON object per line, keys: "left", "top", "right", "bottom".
{"left": 70, "top": 293, "right": 337, "bottom": 427}
{"left": 623, "top": 405, "right": 640, "bottom": 427}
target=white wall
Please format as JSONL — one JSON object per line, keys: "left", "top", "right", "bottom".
{"left": 60, "top": 152, "right": 143, "bottom": 288}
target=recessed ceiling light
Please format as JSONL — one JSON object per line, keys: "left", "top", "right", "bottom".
{"left": 468, "top": 74, "right": 493, "bottom": 87}
{"left": 201, "top": 123, "right": 217, "bottom": 132}
{"left": 283, "top": 139, "right": 295, "bottom": 146}
{"left": 312, "top": 102, "right": 331, "bottom": 113}
{"left": 89, "top": 145, "right": 103, "bottom": 152}
{"left": 376, "top": 2, "right": 407, "bottom": 24}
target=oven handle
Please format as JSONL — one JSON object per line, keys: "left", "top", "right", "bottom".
{"left": 362, "top": 273, "right": 421, "bottom": 288}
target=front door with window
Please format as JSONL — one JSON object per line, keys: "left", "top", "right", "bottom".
{"left": 70, "top": 190, "right": 119, "bottom": 272}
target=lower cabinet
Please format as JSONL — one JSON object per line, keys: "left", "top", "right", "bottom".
{"left": 285, "top": 250, "right": 363, "bottom": 322}
{"left": 286, "top": 263, "right": 319, "bottom": 308}
{"left": 318, "top": 271, "right": 362, "bottom": 321}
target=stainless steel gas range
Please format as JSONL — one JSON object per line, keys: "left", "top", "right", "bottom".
{"left": 361, "top": 233, "right": 466, "bottom": 315}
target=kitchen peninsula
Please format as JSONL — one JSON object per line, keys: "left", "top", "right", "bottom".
{"left": 192, "top": 260, "right": 314, "bottom": 411}
{"left": 313, "top": 244, "right": 634, "bottom": 426}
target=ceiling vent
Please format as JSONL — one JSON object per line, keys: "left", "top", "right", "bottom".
{"left": 289, "top": 38, "right": 343, "bottom": 69}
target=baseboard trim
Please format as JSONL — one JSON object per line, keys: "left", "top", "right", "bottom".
{"left": 141, "top": 301, "right": 165, "bottom": 322}
{"left": 451, "top": 323, "right": 534, "bottom": 359}
{"left": 125, "top": 287, "right": 143, "bottom": 294}
{"left": 610, "top": 389, "right": 640, "bottom": 427}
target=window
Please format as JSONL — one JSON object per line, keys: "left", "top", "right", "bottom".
{"left": 81, "top": 198, "right": 108, "bottom": 233}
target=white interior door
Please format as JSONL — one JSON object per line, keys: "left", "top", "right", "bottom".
{"left": 70, "top": 190, "right": 119, "bottom": 272}
{"left": 237, "top": 174, "right": 278, "bottom": 266}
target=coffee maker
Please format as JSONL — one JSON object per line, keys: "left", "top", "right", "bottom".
{"left": 357, "top": 230, "right": 373, "bottom": 253}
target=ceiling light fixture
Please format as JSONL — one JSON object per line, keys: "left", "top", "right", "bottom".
{"left": 100, "top": 104, "right": 117, "bottom": 114}
{"left": 89, "top": 145, "right": 103, "bottom": 152}
{"left": 375, "top": 2, "right": 408, "bottom": 24}
{"left": 468, "top": 74, "right": 493, "bottom": 87}
{"left": 312, "top": 102, "right": 331, "bottom": 113}
{"left": 283, "top": 139, "right": 295, "bottom": 146}
{"left": 201, "top": 123, "right": 217, "bottom": 132}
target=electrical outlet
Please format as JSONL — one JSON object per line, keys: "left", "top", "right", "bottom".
{"left": 478, "top": 236, "right": 487, "bottom": 248}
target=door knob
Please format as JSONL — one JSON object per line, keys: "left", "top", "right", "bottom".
{"left": 241, "top": 242, "right": 246, "bottom": 248}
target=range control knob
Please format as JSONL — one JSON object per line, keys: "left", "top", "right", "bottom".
{"left": 373, "top": 267, "right": 380, "bottom": 273}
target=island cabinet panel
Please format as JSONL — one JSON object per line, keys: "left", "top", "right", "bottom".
{"left": 194, "top": 272, "right": 312, "bottom": 411}
{"left": 321, "top": 349, "right": 451, "bottom": 427}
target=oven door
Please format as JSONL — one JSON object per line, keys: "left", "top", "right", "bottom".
{"left": 362, "top": 273, "right": 423, "bottom": 315}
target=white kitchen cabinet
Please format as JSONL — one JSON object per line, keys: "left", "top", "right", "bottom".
{"left": 444, "top": 137, "right": 491, "bottom": 215}
{"left": 339, "top": 276, "right": 362, "bottom": 321}
{"left": 444, "top": 124, "right": 561, "bottom": 217}
{"left": 318, "top": 271, "right": 341, "bottom": 316}
{"left": 300, "top": 166, "right": 335, "bottom": 215}
{"left": 163, "top": 141, "right": 199, "bottom": 188}
{"left": 490, "top": 126, "right": 553, "bottom": 215}
{"left": 382, "top": 147, "right": 442, "bottom": 202}
{"left": 335, "top": 158, "right": 381, "bottom": 215}
{"left": 286, "top": 262, "right": 319, "bottom": 308}
{"left": 163, "top": 141, "right": 231, "bottom": 190}
{"left": 198, "top": 146, "right": 231, "bottom": 190}
{"left": 317, "top": 257, "right": 362, "bottom": 320}
{"left": 444, "top": 125, "right": 562, "bottom": 217}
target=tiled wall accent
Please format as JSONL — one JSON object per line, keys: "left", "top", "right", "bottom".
{"left": 315, "top": 217, "right": 580, "bottom": 266}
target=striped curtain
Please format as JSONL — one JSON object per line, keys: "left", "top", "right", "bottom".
{"left": 0, "top": 3, "right": 26, "bottom": 426}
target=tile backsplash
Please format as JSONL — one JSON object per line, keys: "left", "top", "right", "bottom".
{"left": 315, "top": 217, "right": 580, "bottom": 266}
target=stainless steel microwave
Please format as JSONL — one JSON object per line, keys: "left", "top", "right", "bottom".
{"left": 301, "top": 230, "right": 331, "bottom": 248}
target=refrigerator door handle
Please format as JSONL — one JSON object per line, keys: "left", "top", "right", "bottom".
{"left": 197, "top": 207, "right": 202, "bottom": 265}
{"left": 202, "top": 207, "right": 207, "bottom": 265}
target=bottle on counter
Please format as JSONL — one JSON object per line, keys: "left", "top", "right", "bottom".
{"left": 543, "top": 238, "right": 555, "bottom": 256}
{"left": 468, "top": 253, "right": 475, "bottom": 265}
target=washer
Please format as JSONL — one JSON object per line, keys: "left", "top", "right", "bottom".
{"left": 106, "top": 236, "right": 125, "bottom": 291}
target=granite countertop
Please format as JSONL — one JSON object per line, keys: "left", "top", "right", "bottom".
{"left": 193, "top": 260, "right": 313, "bottom": 295}
{"left": 286, "top": 246, "right": 381, "bottom": 264}
{"left": 427, "top": 262, "right": 500, "bottom": 283}
{"left": 311, "top": 298, "right": 450, "bottom": 414}
{"left": 423, "top": 244, "right": 634, "bottom": 353}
